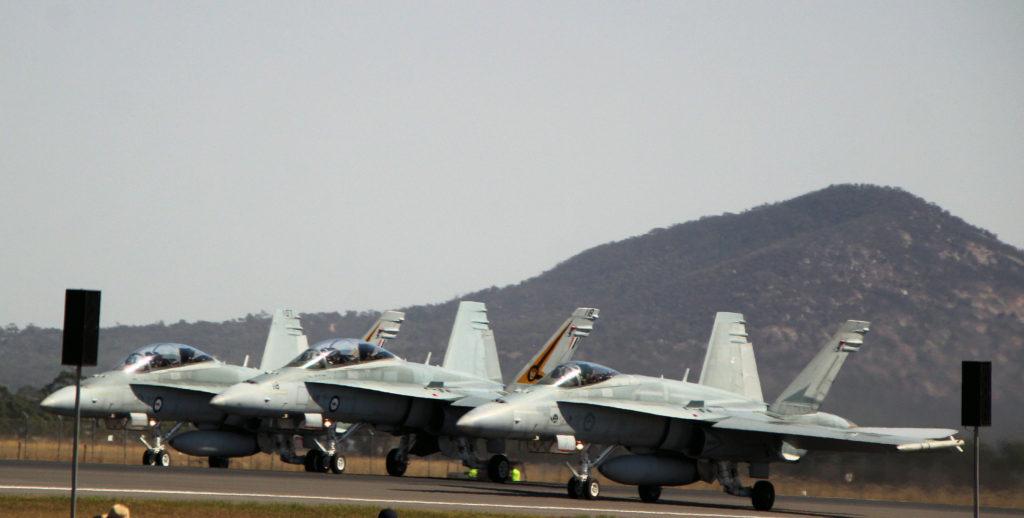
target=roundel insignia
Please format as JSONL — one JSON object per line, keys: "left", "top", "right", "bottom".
{"left": 583, "top": 412, "right": 595, "bottom": 432}
{"left": 153, "top": 397, "right": 163, "bottom": 413}
{"left": 329, "top": 395, "right": 340, "bottom": 413}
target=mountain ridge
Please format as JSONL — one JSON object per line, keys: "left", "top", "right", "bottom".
{"left": 3, "top": 184, "right": 1021, "bottom": 438}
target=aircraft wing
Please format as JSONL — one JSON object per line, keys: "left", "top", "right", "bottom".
{"left": 128, "top": 382, "right": 227, "bottom": 422}
{"left": 557, "top": 398, "right": 961, "bottom": 455}
{"left": 305, "top": 380, "right": 468, "bottom": 403}
{"left": 557, "top": 398, "right": 726, "bottom": 423}
{"left": 130, "top": 381, "right": 226, "bottom": 395}
{"left": 712, "top": 416, "right": 962, "bottom": 453}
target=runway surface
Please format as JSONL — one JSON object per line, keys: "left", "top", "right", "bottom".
{"left": 1, "top": 460, "right": 1019, "bottom": 518}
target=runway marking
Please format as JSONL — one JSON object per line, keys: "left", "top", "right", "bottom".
{"left": 0, "top": 485, "right": 771, "bottom": 517}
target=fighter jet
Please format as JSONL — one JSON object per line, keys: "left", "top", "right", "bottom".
{"left": 136, "top": 309, "right": 404, "bottom": 472}
{"left": 41, "top": 309, "right": 404, "bottom": 470}
{"left": 211, "top": 303, "right": 600, "bottom": 482}
{"left": 456, "top": 313, "right": 963, "bottom": 511}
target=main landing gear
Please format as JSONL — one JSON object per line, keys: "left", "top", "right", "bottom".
{"left": 637, "top": 484, "right": 662, "bottom": 503}
{"left": 389, "top": 435, "right": 512, "bottom": 483}
{"left": 716, "top": 461, "right": 775, "bottom": 511}
{"left": 385, "top": 447, "right": 408, "bottom": 477}
{"left": 564, "top": 444, "right": 616, "bottom": 500}
{"left": 208, "top": 456, "right": 230, "bottom": 469}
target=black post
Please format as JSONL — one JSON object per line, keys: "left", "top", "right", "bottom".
{"left": 62, "top": 289, "right": 101, "bottom": 518}
{"left": 71, "top": 363, "right": 82, "bottom": 518}
{"left": 973, "top": 426, "right": 979, "bottom": 518}
{"left": 962, "top": 361, "right": 991, "bottom": 518}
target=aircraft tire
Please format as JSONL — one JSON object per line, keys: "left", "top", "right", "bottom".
{"left": 487, "top": 455, "right": 511, "bottom": 483}
{"left": 638, "top": 484, "right": 661, "bottom": 503}
{"left": 317, "top": 451, "right": 332, "bottom": 473}
{"left": 385, "top": 448, "right": 407, "bottom": 477}
{"left": 583, "top": 478, "right": 600, "bottom": 500}
{"left": 208, "top": 456, "right": 230, "bottom": 469}
{"left": 566, "top": 477, "right": 584, "bottom": 499}
{"left": 142, "top": 449, "right": 155, "bottom": 466}
{"left": 156, "top": 450, "right": 171, "bottom": 467}
{"left": 330, "top": 453, "right": 346, "bottom": 474}
{"left": 303, "top": 450, "right": 320, "bottom": 472}
{"left": 751, "top": 480, "right": 775, "bottom": 511}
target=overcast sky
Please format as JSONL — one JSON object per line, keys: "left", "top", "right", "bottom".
{"left": 2, "top": 2, "right": 1022, "bottom": 329}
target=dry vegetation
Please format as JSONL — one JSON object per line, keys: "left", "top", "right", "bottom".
{"left": 3, "top": 437, "right": 1022, "bottom": 509}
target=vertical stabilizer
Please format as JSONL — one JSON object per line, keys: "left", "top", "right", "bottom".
{"left": 698, "top": 312, "right": 764, "bottom": 401}
{"left": 441, "top": 301, "right": 502, "bottom": 383}
{"left": 510, "top": 307, "right": 600, "bottom": 388}
{"left": 259, "top": 309, "right": 310, "bottom": 371}
{"left": 363, "top": 310, "right": 405, "bottom": 347}
{"left": 769, "top": 320, "right": 870, "bottom": 416}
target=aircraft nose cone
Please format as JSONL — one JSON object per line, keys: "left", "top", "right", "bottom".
{"left": 40, "top": 386, "right": 78, "bottom": 415}
{"left": 210, "top": 384, "right": 270, "bottom": 416}
{"left": 456, "top": 404, "right": 512, "bottom": 439}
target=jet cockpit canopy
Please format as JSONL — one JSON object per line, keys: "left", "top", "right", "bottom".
{"left": 285, "top": 338, "right": 396, "bottom": 370}
{"left": 537, "top": 361, "right": 619, "bottom": 388}
{"left": 114, "top": 343, "right": 216, "bottom": 373}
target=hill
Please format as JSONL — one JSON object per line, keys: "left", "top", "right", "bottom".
{"left": 3, "top": 184, "right": 1022, "bottom": 438}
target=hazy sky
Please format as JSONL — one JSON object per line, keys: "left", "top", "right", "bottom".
{"left": 2, "top": 2, "right": 1022, "bottom": 329}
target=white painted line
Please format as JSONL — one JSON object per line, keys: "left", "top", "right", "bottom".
{"left": 0, "top": 485, "right": 771, "bottom": 518}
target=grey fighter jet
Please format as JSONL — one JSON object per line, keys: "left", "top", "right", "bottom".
{"left": 41, "top": 309, "right": 405, "bottom": 470}
{"left": 211, "top": 303, "right": 600, "bottom": 482}
{"left": 141, "top": 310, "right": 404, "bottom": 472}
{"left": 40, "top": 309, "right": 312, "bottom": 467}
{"left": 456, "top": 313, "right": 963, "bottom": 511}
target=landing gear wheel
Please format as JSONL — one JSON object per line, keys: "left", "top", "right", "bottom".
{"left": 566, "top": 477, "right": 584, "bottom": 499}
{"left": 487, "top": 455, "right": 511, "bottom": 483}
{"left": 330, "top": 452, "right": 346, "bottom": 474}
{"left": 582, "top": 478, "right": 600, "bottom": 500}
{"left": 142, "top": 449, "right": 155, "bottom": 466}
{"left": 385, "top": 448, "right": 407, "bottom": 477}
{"left": 316, "top": 451, "right": 331, "bottom": 473}
{"left": 638, "top": 484, "right": 661, "bottom": 503}
{"left": 751, "top": 480, "right": 775, "bottom": 511}
{"left": 155, "top": 450, "right": 170, "bottom": 467}
{"left": 303, "top": 450, "right": 320, "bottom": 472}
{"left": 208, "top": 456, "right": 229, "bottom": 469}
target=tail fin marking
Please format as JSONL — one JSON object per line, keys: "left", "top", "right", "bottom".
{"left": 363, "top": 310, "right": 405, "bottom": 347}
{"left": 512, "top": 307, "right": 599, "bottom": 386}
